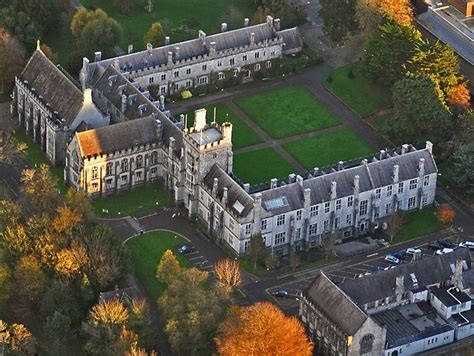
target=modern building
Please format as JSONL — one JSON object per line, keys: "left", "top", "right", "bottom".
{"left": 300, "top": 249, "right": 474, "bottom": 355}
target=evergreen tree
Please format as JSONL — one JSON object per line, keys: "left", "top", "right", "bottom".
{"left": 144, "top": 22, "right": 165, "bottom": 48}
{"left": 320, "top": 0, "right": 357, "bottom": 42}
{"left": 451, "top": 143, "right": 474, "bottom": 195}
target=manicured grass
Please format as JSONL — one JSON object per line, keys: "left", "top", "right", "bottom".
{"left": 233, "top": 148, "right": 296, "bottom": 185}
{"left": 92, "top": 184, "right": 172, "bottom": 217}
{"left": 239, "top": 258, "right": 268, "bottom": 277}
{"left": 236, "top": 86, "right": 341, "bottom": 139}
{"left": 325, "top": 62, "right": 392, "bottom": 117}
{"left": 394, "top": 207, "right": 442, "bottom": 243}
{"left": 125, "top": 231, "right": 189, "bottom": 299}
{"left": 182, "top": 103, "right": 263, "bottom": 149}
{"left": 298, "top": 256, "right": 339, "bottom": 271}
{"left": 81, "top": 0, "right": 256, "bottom": 50}
{"left": 12, "top": 129, "right": 67, "bottom": 195}
{"left": 282, "top": 128, "right": 374, "bottom": 170}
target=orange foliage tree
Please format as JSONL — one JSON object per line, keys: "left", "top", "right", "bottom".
{"left": 214, "top": 258, "right": 241, "bottom": 292}
{"left": 438, "top": 203, "right": 456, "bottom": 226}
{"left": 363, "top": 0, "right": 413, "bottom": 26}
{"left": 215, "top": 302, "right": 313, "bottom": 356}
{"left": 447, "top": 83, "right": 471, "bottom": 110}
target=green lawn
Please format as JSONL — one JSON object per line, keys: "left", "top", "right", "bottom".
{"left": 12, "top": 129, "right": 67, "bottom": 195}
{"left": 236, "top": 86, "right": 341, "bottom": 139}
{"left": 81, "top": 0, "right": 256, "bottom": 50}
{"left": 125, "top": 231, "right": 190, "bottom": 300}
{"left": 182, "top": 103, "right": 263, "bottom": 149}
{"left": 92, "top": 184, "right": 172, "bottom": 217}
{"left": 233, "top": 148, "right": 296, "bottom": 185}
{"left": 325, "top": 62, "right": 392, "bottom": 117}
{"left": 282, "top": 128, "right": 374, "bottom": 170}
{"left": 394, "top": 206, "right": 442, "bottom": 243}
{"left": 239, "top": 258, "right": 268, "bottom": 277}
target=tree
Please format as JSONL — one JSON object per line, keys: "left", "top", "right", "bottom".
{"left": 0, "top": 224, "right": 31, "bottom": 257}
{"left": 144, "top": 22, "right": 165, "bottom": 48}
{"left": 214, "top": 258, "right": 241, "bottom": 292}
{"left": 0, "top": 260, "right": 11, "bottom": 307}
{"left": 438, "top": 203, "right": 456, "bottom": 226}
{"left": 115, "top": 0, "right": 135, "bottom": 16}
{"left": 454, "top": 109, "right": 474, "bottom": 145}
{"left": 127, "top": 298, "right": 154, "bottom": 349}
{"left": 13, "top": 255, "right": 45, "bottom": 306}
{"left": 216, "top": 302, "right": 313, "bottom": 355}
{"left": 0, "top": 28, "right": 27, "bottom": 93}
{"left": 40, "top": 43, "right": 59, "bottom": 64}
{"left": 321, "top": 232, "right": 336, "bottom": 260}
{"left": 71, "top": 8, "right": 122, "bottom": 58}
{"left": 451, "top": 143, "right": 474, "bottom": 195}
{"left": 156, "top": 249, "right": 180, "bottom": 285}
{"left": 447, "top": 83, "right": 471, "bottom": 110}
{"left": 158, "top": 267, "right": 229, "bottom": 354}
{"left": 52, "top": 205, "right": 84, "bottom": 236}
{"left": 44, "top": 311, "right": 71, "bottom": 342}
{"left": 0, "top": 199, "right": 20, "bottom": 232}
{"left": 246, "top": 233, "right": 268, "bottom": 269}
{"left": 89, "top": 299, "right": 129, "bottom": 339}
{"left": 363, "top": 19, "right": 421, "bottom": 84}
{"left": 390, "top": 77, "right": 453, "bottom": 147}
{"left": 40, "top": 279, "right": 82, "bottom": 326}
{"left": 144, "top": 0, "right": 153, "bottom": 14}
{"left": 0, "top": 320, "right": 35, "bottom": 353}
{"left": 65, "top": 188, "right": 95, "bottom": 222}
{"left": 387, "top": 209, "right": 405, "bottom": 243}
{"left": 320, "top": 0, "right": 357, "bottom": 42}
{"left": 360, "top": 0, "right": 413, "bottom": 27}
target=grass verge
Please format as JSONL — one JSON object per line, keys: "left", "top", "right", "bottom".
{"left": 125, "top": 231, "right": 189, "bottom": 300}
{"left": 393, "top": 206, "right": 442, "bottom": 244}
{"left": 239, "top": 258, "right": 268, "bottom": 277}
{"left": 236, "top": 86, "right": 341, "bottom": 138}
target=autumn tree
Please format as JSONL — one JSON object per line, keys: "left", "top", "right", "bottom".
{"left": 320, "top": 0, "right": 357, "bottom": 41}
{"left": 447, "top": 83, "right": 471, "bottom": 110}
{"left": 214, "top": 258, "right": 241, "bottom": 292}
{"left": 156, "top": 249, "right": 180, "bottom": 285}
{"left": 0, "top": 320, "right": 35, "bottom": 353}
{"left": 0, "top": 131, "right": 27, "bottom": 164}
{"left": 89, "top": 299, "right": 129, "bottom": 338}
{"left": 361, "top": 0, "right": 413, "bottom": 27}
{"left": 144, "top": 22, "right": 165, "bottom": 48}
{"left": 127, "top": 298, "right": 155, "bottom": 350}
{"left": 0, "top": 259, "right": 11, "bottom": 307}
{"left": 0, "top": 199, "right": 20, "bottom": 232}
{"left": 0, "top": 28, "right": 27, "bottom": 93}
{"left": 52, "top": 205, "right": 84, "bottom": 236}
{"left": 159, "top": 267, "right": 229, "bottom": 354}
{"left": 65, "top": 188, "right": 95, "bottom": 222}
{"left": 13, "top": 254, "right": 45, "bottom": 306}
{"left": 216, "top": 302, "right": 313, "bottom": 355}
{"left": 438, "top": 203, "right": 456, "bottom": 226}
{"left": 40, "top": 43, "right": 59, "bottom": 64}
{"left": 0, "top": 223, "right": 31, "bottom": 257}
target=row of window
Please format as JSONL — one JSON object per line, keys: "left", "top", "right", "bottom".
{"left": 89, "top": 153, "right": 159, "bottom": 179}
{"left": 89, "top": 167, "right": 158, "bottom": 191}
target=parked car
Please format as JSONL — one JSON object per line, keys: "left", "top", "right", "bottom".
{"left": 391, "top": 251, "right": 406, "bottom": 260}
{"left": 378, "top": 239, "right": 390, "bottom": 247}
{"left": 271, "top": 289, "right": 289, "bottom": 298}
{"left": 177, "top": 243, "right": 194, "bottom": 254}
{"left": 385, "top": 255, "right": 400, "bottom": 264}
{"left": 406, "top": 248, "right": 422, "bottom": 255}
{"left": 428, "top": 242, "right": 443, "bottom": 250}
{"left": 438, "top": 239, "right": 455, "bottom": 248}
{"left": 459, "top": 241, "right": 474, "bottom": 249}
{"left": 435, "top": 248, "right": 454, "bottom": 255}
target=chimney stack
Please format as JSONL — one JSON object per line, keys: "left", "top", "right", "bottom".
{"left": 209, "top": 41, "right": 216, "bottom": 54}
{"left": 418, "top": 158, "right": 425, "bottom": 177}
{"left": 296, "top": 175, "right": 303, "bottom": 187}
{"left": 313, "top": 167, "right": 320, "bottom": 176}
{"left": 222, "top": 187, "right": 228, "bottom": 204}
{"left": 395, "top": 275, "right": 405, "bottom": 298}
{"left": 243, "top": 183, "right": 250, "bottom": 193}
{"left": 288, "top": 173, "right": 296, "bottom": 183}
{"left": 94, "top": 51, "right": 102, "bottom": 62}
{"left": 146, "top": 43, "right": 153, "bottom": 54}
{"left": 250, "top": 32, "right": 255, "bottom": 45}
{"left": 380, "top": 150, "right": 386, "bottom": 160}
{"left": 392, "top": 165, "right": 399, "bottom": 183}
{"left": 213, "top": 177, "right": 219, "bottom": 196}
{"left": 167, "top": 51, "right": 173, "bottom": 65}
{"left": 128, "top": 45, "right": 133, "bottom": 54}
{"left": 244, "top": 18, "right": 250, "bottom": 27}
{"left": 159, "top": 95, "right": 165, "bottom": 111}
{"left": 401, "top": 144, "right": 409, "bottom": 154}
{"left": 353, "top": 175, "right": 360, "bottom": 195}
{"left": 121, "top": 94, "right": 127, "bottom": 113}
{"left": 451, "top": 257, "right": 464, "bottom": 289}
{"left": 270, "top": 178, "right": 278, "bottom": 189}
{"left": 221, "top": 23, "right": 227, "bottom": 32}
{"left": 274, "top": 18, "right": 281, "bottom": 31}
{"left": 331, "top": 181, "right": 337, "bottom": 200}
{"left": 304, "top": 188, "right": 311, "bottom": 209}
{"left": 175, "top": 46, "right": 180, "bottom": 59}
{"left": 165, "top": 36, "right": 170, "bottom": 45}
{"left": 338, "top": 161, "right": 344, "bottom": 171}
{"left": 426, "top": 141, "right": 433, "bottom": 154}
{"left": 266, "top": 15, "right": 273, "bottom": 26}
{"left": 199, "top": 30, "right": 206, "bottom": 44}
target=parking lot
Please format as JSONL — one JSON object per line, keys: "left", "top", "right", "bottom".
{"left": 179, "top": 247, "right": 218, "bottom": 281}
{"left": 267, "top": 228, "right": 469, "bottom": 312}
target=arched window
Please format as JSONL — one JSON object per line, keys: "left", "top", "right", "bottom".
{"left": 360, "top": 334, "right": 374, "bottom": 354}
{"left": 151, "top": 151, "right": 158, "bottom": 165}
{"left": 121, "top": 159, "right": 128, "bottom": 172}
{"left": 136, "top": 155, "right": 143, "bottom": 168}
{"left": 91, "top": 166, "right": 98, "bottom": 179}
{"left": 106, "top": 162, "right": 113, "bottom": 176}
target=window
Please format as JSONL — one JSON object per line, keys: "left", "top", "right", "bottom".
{"left": 201, "top": 64, "right": 207, "bottom": 71}
{"left": 360, "top": 200, "right": 368, "bottom": 216}
{"left": 185, "top": 68, "right": 191, "bottom": 75}
{"left": 149, "top": 77, "right": 154, "bottom": 84}
{"left": 275, "top": 232, "right": 286, "bottom": 245}
{"left": 217, "top": 60, "right": 222, "bottom": 67}
{"left": 199, "top": 76, "right": 208, "bottom": 84}
{"left": 160, "top": 74, "right": 166, "bottom": 81}
{"left": 347, "top": 196, "right": 353, "bottom": 207}
{"left": 105, "top": 178, "right": 113, "bottom": 186}
{"left": 296, "top": 209, "right": 302, "bottom": 221}
{"left": 261, "top": 219, "right": 267, "bottom": 230}
{"left": 309, "top": 223, "right": 317, "bottom": 236}
{"left": 174, "top": 70, "right": 179, "bottom": 78}
{"left": 398, "top": 182, "right": 404, "bottom": 194}
{"left": 385, "top": 203, "right": 391, "bottom": 215}
{"left": 360, "top": 334, "right": 374, "bottom": 354}
{"left": 335, "top": 217, "right": 340, "bottom": 229}
{"left": 136, "top": 171, "right": 143, "bottom": 180}
{"left": 121, "top": 159, "right": 129, "bottom": 172}
{"left": 387, "top": 185, "right": 393, "bottom": 197}
{"left": 106, "top": 162, "right": 113, "bottom": 176}
{"left": 423, "top": 175, "right": 430, "bottom": 187}
{"left": 408, "top": 196, "right": 416, "bottom": 209}
{"left": 244, "top": 240, "right": 250, "bottom": 251}
{"left": 230, "top": 58, "right": 235, "bottom": 65}
{"left": 254, "top": 63, "right": 260, "bottom": 71}
{"left": 409, "top": 178, "right": 418, "bottom": 190}
{"left": 160, "top": 86, "right": 166, "bottom": 95}
{"left": 310, "top": 205, "right": 319, "bottom": 217}
{"left": 218, "top": 72, "right": 225, "bottom": 80}
{"left": 323, "top": 220, "right": 329, "bottom": 232}
{"left": 150, "top": 167, "right": 157, "bottom": 175}
{"left": 346, "top": 214, "right": 352, "bottom": 225}
{"left": 422, "top": 193, "right": 428, "bottom": 206}
{"left": 266, "top": 61, "right": 272, "bottom": 69}
{"left": 270, "top": 50, "right": 275, "bottom": 56}
{"left": 150, "top": 151, "right": 158, "bottom": 165}
{"left": 229, "top": 218, "right": 235, "bottom": 231}
{"left": 121, "top": 175, "right": 127, "bottom": 183}
{"left": 185, "top": 80, "right": 192, "bottom": 88}
{"left": 255, "top": 52, "right": 260, "bottom": 59}
{"left": 91, "top": 166, "right": 98, "bottom": 179}
{"left": 277, "top": 214, "right": 285, "bottom": 226}
{"left": 324, "top": 202, "right": 330, "bottom": 213}
{"left": 336, "top": 199, "right": 342, "bottom": 210}
{"left": 136, "top": 155, "right": 143, "bottom": 168}
{"left": 295, "top": 228, "right": 301, "bottom": 240}
{"left": 91, "top": 182, "right": 98, "bottom": 191}
{"left": 374, "top": 206, "right": 380, "bottom": 218}
{"left": 242, "top": 55, "right": 248, "bottom": 61}
{"left": 375, "top": 188, "right": 381, "bottom": 199}
{"left": 233, "top": 69, "right": 238, "bottom": 77}
{"left": 245, "top": 224, "right": 251, "bottom": 235}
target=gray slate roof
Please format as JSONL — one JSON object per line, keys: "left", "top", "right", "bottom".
{"left": 338, "top": 249, "right": 472, "bottom": 306}
{"left": 256, "top": 147, "right": 437, "bottom": 216}
{"left": 203, "top": 164, "right": 254, "bottom": 218}
{"left": 431, "top": 286, "right": 471, "bottom": 307}
{"left": 304, "top": 272, "right": 367, "bottom": 335}
{"left": 76, "top": 117, "right": 158, "bottom": 157}
{"left": 21, "top": 50, "right": 83, "bottom": 125}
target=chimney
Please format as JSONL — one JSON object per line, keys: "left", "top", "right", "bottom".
{"left": 395, "top": 275, "right": 405, "bottom": 296}
{"left": 146, "top": 43, "right": 153, "bottom": 55}
{"left": 175, "top": 46, "right": 180, "bottom": 59}
{"left": 361, "top": 158, "right": 368, "bottom": 165}
{"left": 288, "top": 173, "right": 296, "bottom": 183}
{"left": 243, "top": 183, "right": 250, "bottom": 193}
{"left": 221, "top": 23, "right": 227, "bottom": 32}
{"left": 80, "top": 57, "right": 90, "bottom": 89}
{"left": 338, "top": 161, "right": 344, "bottom": 170}
{"left": 250, "top": 32, "right": 255, "bottom": 46}
{"left": 296, "top": 175, "right": 303, "bottom": 187}
{"left": 401, "top": 144, "right": 409, "bottom": 154}
{"left": 198, "top": 30, "right": 207, "bottom": 45}
{"left": 159, "top": 95, "right": 165, "bottom": 111}
{"left": 392, "top": 165, "right": 399, "bottom": 183}
{"left": 113, "top": 59, "right": 120, "bottom": 70}
{"left": 179, "top": 114, "right": 185, "bottom": 124}
{"left": 380, "top": 150, "right": 386, "bottom": 160}
{"left": 451, "top": 257, "right": 464, "bottom": 289}
{"left": 165, "top": 36, "right": 170, "bottom": 45}
{"left": 94, "top": 51, "right": 102, "bottom": 62}
{"left": 331, "top": 181, "right": 337, "bottom": 200}
{"left": 274, "top": 18, "right": 281, "bottom": 31}
{"left": 304, "top": 188, "right": 311, "bottom": 209}
{"left": 222, "top": 187, "right": 228, "bottom": 204}
{"left": 253, "top": 193, "right": 262, "bottom": 231}
{"left": 266, "top": 15, "right": 273, "bottom": 26}
{"left": 83, "top": 88, "right": 93, "bottom": 106}
{"left": 167, "top": 51, "right": 173, "bottom": 65}
{"left": 353, "top": 175, "right": 360, "bottom": 195}
{"left": 127, "top": 44, "right": 133, "bottom": 54}
{"left": 313, "top": 167, "right": 319, "bottom": 176}
{"left": 213, "top": 177, "right": 219, "bottom": 196}
{"left": 418, "top": 158, "right": 425, "bottom": 177}
{"left": 209, "top": 41, "right": 216, "bottom": 54}
{"left": 426, "top": 141, "right": 433, "bottom": 154}
{"left": 121, "top": 94, "right": 127, "bottom": 113}
{"left": 244, "top": 18, "right": 250, "bottom": 27}
{"left": 270, "top": 178, "right": 278, "bottom": 189}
